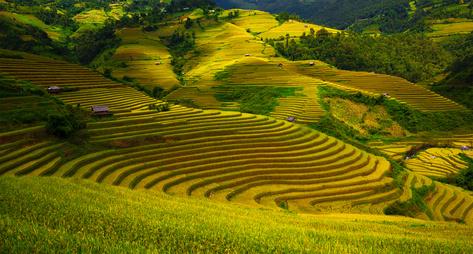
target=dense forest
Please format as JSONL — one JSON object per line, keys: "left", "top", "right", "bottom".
{"left": 217, "top": 0, "right": 473, "bottom": 32}
{"left": 0, "top": 0, "right": 215, "bottom": 64}
{"left": 270, "top": 29, "right": 451, "bottom": 83}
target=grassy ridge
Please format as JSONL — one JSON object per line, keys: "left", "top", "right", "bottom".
{"left": 1, "top": 176, "right": 473, "bottom": 253}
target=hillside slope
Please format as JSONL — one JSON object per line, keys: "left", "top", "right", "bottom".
{"left": 1, "top": 176, "right": 473, "bottom": 253}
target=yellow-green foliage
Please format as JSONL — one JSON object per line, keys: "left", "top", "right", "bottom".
{"left": 406, "top": 148, "right": 471, "bottom": 178}
{"left": 229, "top": 9, "right": 279, "bottom": 34}
{"left": 399, "top": 172, "right": 473, "bottom": 224}
{"left": 0, "top": 11, "right": 64, "bottom": 41}
{"left": 325, "top": 97, "right": 406, "bottom": 137}
{"left": 0, "top": 50, "right": 163, "bottom": 113}
{"left": 428, "top": 19, "right": 473, "bottom": 40}
{"left": 1, "top": 176, "right": 473, "bottom": 253}
{"left": 260, "top": 20, "right": 339, "bottom": 40}
{"left": 73, "top": 5, "right": 124, "bottom": 27}
{"left": 110, "top": 28, "right": 180, "bottom": 90}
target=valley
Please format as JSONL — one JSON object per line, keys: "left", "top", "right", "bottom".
{"left": 0, "top": 0, "right": 473, "bottom": 252}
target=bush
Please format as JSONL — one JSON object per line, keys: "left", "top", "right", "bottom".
{"left": 318, "top": 85, "right": 473, "bottom": 133}
{"left": 441, "top": 154, "right": 473, "bottom": 191}
{"left": 46, "top": 111, "right": 86, "bottom": 138}
{"left": 384, "top": 183, "right": 435, "bottom": 219}
{"left": 148, "top": 103, "right": 170, "bottom": 112}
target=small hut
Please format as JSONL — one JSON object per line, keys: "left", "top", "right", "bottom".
{"left": 245, "top": 53, "right": 251, "bottom": 57}
{"left": 278, "top": 63, "right": 283, "bottom": 68}
{"left": 287, "top": 116, "right": 296, "bottom": 123}
{"left": 91, "top": 105, "right": 112, "bottom": 116}
{"left": 47, "top": 86, "right": 62, "bottom": 94}
{"left": 309, "top": 61, "right": 315, "bottom": 66}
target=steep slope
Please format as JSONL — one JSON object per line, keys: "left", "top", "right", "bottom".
{"left": 216, "top": 0, "right": 411, "bottom": 29}
{"left": 2, "top": 176, "right": 473, "bottom": 253}
{"left": 0, "top": 50, "right": 163, "bottom": 113}
{"left": 0, "top": 49, "right": 400, "bottom": 215}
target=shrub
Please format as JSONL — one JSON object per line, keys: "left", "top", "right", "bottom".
{"left": 46, "top": 111, "right": 86, "bottom": 138}
{"left": 441, "top": 154, "right": 473, "bottom": 191}
{"left": 384, "top": 183, "right": 435, "bottom": 219}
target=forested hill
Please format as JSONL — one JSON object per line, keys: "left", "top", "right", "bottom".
{"left": 217, "top": 0, "right": 473, "bottom": 33}
{"left": 216, "top": 0, "right": 411, "bottom": 29}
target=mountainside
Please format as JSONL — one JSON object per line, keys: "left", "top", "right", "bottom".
{"left": 1, "top": 0, "right": 473, "bottom": 252}
{"left": 2, "top": 176, "right": 473, "bottom": 253}
{"left": 216, "top": 0, "right": 411, "bottom": 29}
{"left": 217, "top": 0, "right": 473, "bottom": 34}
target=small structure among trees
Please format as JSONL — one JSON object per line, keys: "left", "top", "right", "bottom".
{"left": 47, "top": 86, "right": 62, "bottom": 94}
{"left": 91, "top": 105, "right": 112, "bottom": 116}
{"left": 309, "top": 61, "right": 315, "bottom": 66}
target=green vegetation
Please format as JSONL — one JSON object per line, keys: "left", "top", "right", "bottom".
{"left": 217, "top": 0, "right": 412, "bottom": 30}
{"left": 73, "top": 21, "right": 119, "bottom": 64}
{"left": 317, "top": 86, "right": 473, "bottom": 133}
{"left": 272, "top": 31, "right": 451, "bottom": 82}
{"left": 45, "top": 110, "right": 86, "bottom": 138}
{"left": 0, "top": 76, "right": 86, "bottom": 134}
{"left": 384, "top": 183, "right": 435, "bottom": 219}
{"left": 441, "top": 154, "right": 473, "bottom": 191}
{"left": 432, "top": 32, "right": 473, "bottom": 109}
{"left": 2, "top": 176, "right": 473, "bottom": 253}
{"left": 167, "top": 30, "right": 196, "bottom": 80}
{"left": 214, "top": 85, "right": 298, "bottom": 115}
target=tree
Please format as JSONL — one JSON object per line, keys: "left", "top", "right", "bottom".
{"left": 316, "top": 28, "right": 331, "bottom": 39}
{"left": 185, "top": 18, "right": 193, "bottom": 29}
{"left": 46, "top": 111, "right": 86, "bottom": 138}
{"left": 73, "top": 20, "right": 119, "bottom": 64}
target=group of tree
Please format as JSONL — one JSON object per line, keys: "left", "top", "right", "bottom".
{"left": 72, "top": 21, "right": 120, "bottom": 64}
{"left": 432, "top": 32, "right": 473, "bottom": 109}
{"left": 271, "top": 29, "right": 451, "bottom": 82}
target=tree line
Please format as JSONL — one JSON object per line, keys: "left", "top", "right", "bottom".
{"left": 270, "top": 29, "right": 451, "bottom": 82}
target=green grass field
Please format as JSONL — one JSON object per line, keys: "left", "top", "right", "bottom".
{"left": 0, "top": 11, "right": 66, "bottom": 41}
{"left": 1, "top": 176, "right": 473, "bottom": 253}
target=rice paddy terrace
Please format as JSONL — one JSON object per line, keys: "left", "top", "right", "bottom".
{"left": 108, "top": 28, "right": 180, "bottom": 90}
{"left": 0, "top": 51, "right": 162, "bottom": 113}
{"left": 0, "top": 105, "right": 399, "bottom": 214}
{"left": 163, "top": 10, "right": 467, "bottom": 126}
{"left": 1, "top": 50, "right": 472, "bottom": 223}
{"left": 0, "top": 47, "right": 406, "bottom": 215}
{"left": 1, "top": 8, "right": 473, "bottom": 229}
{"left": 401, "top": 171, "right": 473, "bottom": 223}
{"left": 287, "top": 60, "right": 467, "bottom": 112}
{"left": 405, "top": 148, "right": 473, "bottom": 178}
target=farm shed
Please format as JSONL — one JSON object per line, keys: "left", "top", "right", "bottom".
{"left": 47, "top": 86, "right": 62, "bottom": 94}
{"left": 91, "top": 105, "right": 112, "bottom": 116}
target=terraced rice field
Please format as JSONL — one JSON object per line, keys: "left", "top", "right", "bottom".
{"left": 110, "top": 28, "right": 179, "bottom": 90}
{"left": 405, "top": 148, "right": 472, "bottom": 178}
{"left": 0, "top": 51, "right": 163, "bottom": 112}
{"left": 227, "top": 9, "right": 279, "bottom": 34}
{"left": 166, "top": 87, "right": 221, "bottom": 109}
{"left": 370, "top": 143, "right": 413, "bottom": 161}
{"left": 0, "top": 104, "right": 399, "bottom": 214}
{"left": 289, "top": 61, "right": 466, "bottom": 112}
{"left": 402, "top": 172, "right": 473, "bottom": 223}
{"left": 0, "top": 11, "right": 64, "bottom": 41}
{"left": 428, "top": 20, "right": 473, "bottom": 39}
{"left": 271, "top": 86, "right": 324, "bottom": 124}
{"left": 213, "top": 58, "right": 325, "bottom": 123}
{"left": 259, "top": 19, "right": 339, "bottom": 40}
{"left": 185, "top": 22, "right": 273, "bottom": 87}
